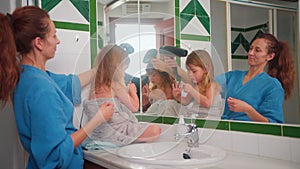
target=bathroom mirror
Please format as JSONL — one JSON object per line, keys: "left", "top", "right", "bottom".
{"left": 97, "top": 0, "right": 300, "bottom": 125}
{"left": 228, "top": 0, "right": 299, "bottom": 124}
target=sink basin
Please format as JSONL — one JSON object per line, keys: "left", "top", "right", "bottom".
{"left": 117, "top": 141, "right": 226, "bottom": 167}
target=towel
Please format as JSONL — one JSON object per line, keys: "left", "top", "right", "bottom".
{"left": 83, "top": 98, "right": 149, "bottom": 146}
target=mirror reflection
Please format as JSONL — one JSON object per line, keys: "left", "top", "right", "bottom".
{"left": 97, "top": 0, "right": 299, "bottom": 125}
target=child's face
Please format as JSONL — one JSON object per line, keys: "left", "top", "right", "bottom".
{"left": 187, "top": 64, "right": 206, "bottom": 84}
{"left": 148, "top": 70, "right": 163, "bottom": 85}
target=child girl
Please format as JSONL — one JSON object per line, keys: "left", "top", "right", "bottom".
{"left": 83, "top": 44, "right": 161, "bottom": 145}
{"left": 142, "top": 63, "right": 175, "bottom": 112}
{"left": 172, "top": 50, "right": 223, "bottom": 117}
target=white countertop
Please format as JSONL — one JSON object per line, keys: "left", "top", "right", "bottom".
{"left": 83, "top": 145, "right": 300, "bottom": 169}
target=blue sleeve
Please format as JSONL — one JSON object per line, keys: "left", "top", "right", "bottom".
{"left": 46, "top": 71, "right": 82, "bottom": 105}
{"left": 29, "top": 87, "right": 75, "bottom": 169}
{"left": 258, "top": 85, "right": 284, "bottom": 123}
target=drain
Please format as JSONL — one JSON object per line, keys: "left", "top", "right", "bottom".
{"left": 183, "top": 153, "right": 191, "bottom": 159}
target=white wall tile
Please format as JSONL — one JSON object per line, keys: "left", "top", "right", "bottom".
{"left": 290, "top": 138, "right": 300, "bottom": 164}
{"left": 259, "top": 134, "right": 291, "bottom": 161}
{"left": 46, "top": 29, "right": 90, "bottom": 75}
{"left": 231, "top": 131, "right": 259, "bottom": 155}
{"left": 206, "top": 129, "right": 232, "bottom": 151}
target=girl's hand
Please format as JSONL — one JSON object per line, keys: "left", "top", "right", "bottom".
{"left": 172, "top": 82, "right": 181, "bottom": 100}
{"left": 97, "top": 101, "right": 114, "bottom": 123}
{"left": 142, "top": 84, "right": 151, "bottom": 106}
{"left": 127, "top": 81, "right": 137, "bottom": 95}
{"left": 227, "top": 97, "right": 251, "bottom": 113}
{"left": 179, "top": 82, "right": 194, "bottom": 93}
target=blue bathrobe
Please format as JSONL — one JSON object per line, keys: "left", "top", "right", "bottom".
{"left": 216, "top": 70, "right": 284, "bottom": 123}
{"left": 13, "top": 65, "right": 83, "bottom": 169}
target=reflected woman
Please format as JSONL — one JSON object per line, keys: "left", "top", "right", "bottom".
{"left": 217, "top": 33, "right": 295, "bottom": 123}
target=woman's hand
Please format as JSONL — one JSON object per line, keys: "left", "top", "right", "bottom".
{"left": 227, "top": 97, "right": 251, "bottom": 113}
{"left": 227, "top": 97, "right": 269, "bottom": 122}
{"left": 151, "top": 58, "right": 175, "bottom": 77}
{"left": 96, "top": 101, "right": 114, "bottom": 124}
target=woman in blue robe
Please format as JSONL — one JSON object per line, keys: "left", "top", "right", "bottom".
{"left": 217, "top": 33, "right": 295, "bottom": 123}
{"left": 0, "top": 6, "right": 114, "bottom": 169}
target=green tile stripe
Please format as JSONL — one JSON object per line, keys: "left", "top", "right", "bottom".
{"left": 230, "top": 121, "right": 281, "bottom": 136}
{"left": 282, "top": 126, "right": 300, "bottom": 138}
{"left": 53, "top": 21, "right": 89, "bottom": 31}
{"left": 194, "top": 119, "right": 229, "bottom": 130}
{"left": 135, "top": 114, "right": 143, "bottom": 121}
{"left": 181, "top": 34, "right": 210, "bottom": 42}
{"left": 232, "top": 55, "right": 248, "bottom": 59}
{"left": 42, "top": 0, "right": 61, "bottom": 12}
{"left": 90, "top": 0, "right": 98, "bottom": 67}
{"left": 163, "top": 116, "right": 178, "bottom": 125}
{"left": 175, "top": 0, "right": 181, "bottom": 47}
{"left": 136, "top": 115, "right": 163, "bottom": 123}
{"left": 175, "top": 0, "right": 179, "bottom": 8}
{"left": 231, "top": 23, "right": 267, "bottom": 32}
{"left": 137, "top": 115, "right": 300, "bottom": 138}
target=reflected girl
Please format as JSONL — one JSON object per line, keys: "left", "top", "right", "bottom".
{"left": 83, "top": 45, "right": 161, "bottom": 146}
{"left": 142, "top": 63, "right": 175, "bottom": 112}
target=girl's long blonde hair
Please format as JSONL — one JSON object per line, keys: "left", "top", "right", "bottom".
{"left": 92, "top": 45, "right": 129, "bottom": 96}
{"left": 186, "top": 50, "right": 220, "bottom": 94}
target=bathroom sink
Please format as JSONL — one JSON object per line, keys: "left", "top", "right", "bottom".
{"left": 117, "top": 141, "right": 226, "bottom": 167}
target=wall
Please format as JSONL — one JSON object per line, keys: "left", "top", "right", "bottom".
{"left": 42, "top": 0, "right": 96, "bottom": 128}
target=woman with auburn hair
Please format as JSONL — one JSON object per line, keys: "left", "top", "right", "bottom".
{"left": 0, "top": 6, "right": 114, "bottom": 169}
{"left": 0, "top": 13, "right": 19, "bottom": 105}
{"left": 217, "top": 33, "right": 295, "bottom": 123}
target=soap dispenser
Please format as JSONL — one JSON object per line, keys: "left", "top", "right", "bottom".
{"left": 175, "top": 115, "right": 187, "bottom": 140}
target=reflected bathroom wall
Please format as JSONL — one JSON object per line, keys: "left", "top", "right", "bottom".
{"left": 97, "top": 0, "right": 299, "bottom": 124}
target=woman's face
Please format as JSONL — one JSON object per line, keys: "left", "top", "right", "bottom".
{"left": 42, "top": 20, "right": 60, "bottom": 60}
{"left": 248, "top": 38, "right": 272, "bottom": 67}
{"left": 187, "top": 64, "right": 205, "bottom": 84}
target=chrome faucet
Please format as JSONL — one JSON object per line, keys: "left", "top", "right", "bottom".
{"left": 175, "top": 123, "right": 199, "bottom": 148}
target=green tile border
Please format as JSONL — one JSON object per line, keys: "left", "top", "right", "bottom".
{"left": 175, "top": 0, "right": 180, "bottom": 47}
{"left": 230, "top": 121, "right": 282, "bottom": 136}
{"left": 137, "top": 115, "right": 300, "bottom": 139}
{"left": 163, "top": 116, "right": 177, "bottom": 125}
{"left": 231, "top": 23, "right": 267, "bottom": 32}
{"left": 175, "top": 0, "right": 179, "bottom": 8}
{"left": 232, "top": 55, "right": 248, "bottom": 59}
{"left": 90, "top": 0, "right": 97, "bottom": 67}
{"left": 283, "top": 126, "right": 300, "bottom": 138}
{"left": 194, "top": 119, "right": 229, "bottom": 130}
{"left": 53, "top": 21, "right": 89, "bottom": 32}
{"left": 181, "top": 34, "right": 210, "bottom": 42}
